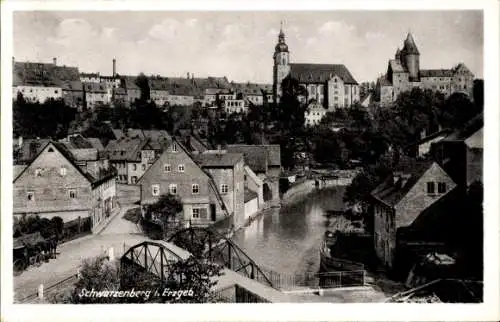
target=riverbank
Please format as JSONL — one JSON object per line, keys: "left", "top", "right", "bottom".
{"left": 282, "top": 179, "right": 348, "bottom": 206}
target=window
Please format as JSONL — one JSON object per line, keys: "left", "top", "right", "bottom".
{"left": 132, "top": 164, "right": 137, "bottom": 171}
{"left": 221, "top": 184, "right": 228, "bottom": 194}
{"left": 152, "top": 184, "right": 160, "bottom": 196}
{"left": 69, "top": 189, "right": 77, "bottom": 199}
{"left": 172, "top": 143, "right": 178, "bottom": 152}
{"left": 60, "top": 167, "right": 67, "bottom": 176}
{"left": 47, "top": 147, "right": 54, "bottom": 152}
{"left": 438, "top": 182, "right": 447, "bottom": 193}
{"left": 27, "top": 191, "right": 35, "bottom": 201}
{"left": 35, "top": 168, "right": 42, "bottom": 177}
{"left": 427, "top": 182, "right": 435, "bottom": 194}
{"left": 164, "top": 164, "right": 171, "bottom": 172}
{"left": 192, "top": 208, "right": 200, "bottom": 219}
{"left": 169, "top": 184, "right": 177, "bottom": 195}
{"left": 178, "top": 164, "right": 185, "bottom": 172}
{"left": 192, "top": 184, "right": 199, "bottom": 194}
{"left": 142, "top": 164, "right": 146, "bottom": 171}
{"left": 131, "top": 176, "right": 137, "bottom": 184}
{"left": 55, "top": 90, "right": 58, "bottom": 94}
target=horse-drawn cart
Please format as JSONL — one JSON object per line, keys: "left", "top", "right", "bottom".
{"left": 13, "top": 232, "right": 57, "bottom": 275}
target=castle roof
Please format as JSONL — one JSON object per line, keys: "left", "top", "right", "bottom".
{"left": 289, "top": 63, "right": 358, "bottom": 85}
{"left": 419, "top": 69, "right": 454, "bottom": 78}
{"left": 13, "top": 61, "right": 80, "bottom": 87}
{"left": 389, "top": 59, "right": 405, "bottom": 73}
{"left": 402, "top": 33, "right": 420, "bottom": 55}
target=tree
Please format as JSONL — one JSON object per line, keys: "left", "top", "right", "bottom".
{"left": 473, "top": 79, "right": 484, "bottom": 110}
{"left": 148, "top": 193, "right": 183, "bottom": 225}
{"left": 135, "top": 73, "right": 150, "bottom": 101}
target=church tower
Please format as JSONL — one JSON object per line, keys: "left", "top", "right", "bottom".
{"left": 401, "top": 32, "right": 420, "bottom": 82}
{"left": 273, "top": 22, "right": 291, "bottom": 103}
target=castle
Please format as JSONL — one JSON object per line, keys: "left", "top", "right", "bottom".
{"left": 377, "top": 33, "right": 474, "bottom": 106}
{"left": 272, "top": 24, "right": 360, "bottom": 110}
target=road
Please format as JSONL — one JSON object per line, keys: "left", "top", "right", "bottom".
{"left": 14, "top": 205, "right": 148, "bottom": 301}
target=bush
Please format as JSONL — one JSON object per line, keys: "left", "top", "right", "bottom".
{"left": 122, "top": 207, "right": 141, "bottom": 224}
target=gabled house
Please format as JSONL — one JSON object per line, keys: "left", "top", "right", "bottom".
{"left": 13, "top": 141, "right": 118, "bottom": 231}
{"left": 432, "top": 113, "right": 483, "bottom": 189}
{"left": 370, "top": 159, "right": 457, "bottom": 269}
{"left": 104, "top": 137, "right": 159, "bottom": 184}
{"left": 405, "top": 129, "right": 452, "bottom": 158}
{"left": 138, "top": 139, "right": 232, "bottom": 227}
{"left": 226, "top": 144, "right": 281, "bottom": 202}
{"left": 194, "top": 150, "right": 245, "bottom": 228}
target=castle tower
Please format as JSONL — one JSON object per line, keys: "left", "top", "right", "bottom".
{"left": 273, "top": 22, "right": 291, "bottom": 103}
{"left": 401, "top": 32, "right": 420, "bottom": 82}
{"left": 395, "top": 48, "right": 401, "bottom": 61}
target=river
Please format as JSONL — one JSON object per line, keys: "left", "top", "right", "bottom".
{"left": 231, "top": 184, "right": 347, "bottom": 276}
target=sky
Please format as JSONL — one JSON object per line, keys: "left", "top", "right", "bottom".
{"left": 13, "top": 11, "right": 483, "bottom": 84}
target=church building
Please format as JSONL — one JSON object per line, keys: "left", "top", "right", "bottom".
{"left": 272, "top": 25, "right": 360, "bottom": 110}
{"left": 377, "top": 33, "right": 475, "bottom": 106}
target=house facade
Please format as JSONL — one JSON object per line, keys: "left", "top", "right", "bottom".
{"left": 138, "top": 140, "right": 230, "bottom": 226}
{"left": 371, "top": 160, "right": 457, "bottom": 269}
{"left": 13, "top": 141, "right": 117, "bottom": 231}
{"left": 195, "top": 151, "right": 246, "bottom": 228}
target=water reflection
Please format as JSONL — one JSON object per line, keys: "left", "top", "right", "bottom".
{"left": 232, "top": 186, "right": 346, "bottom": 275}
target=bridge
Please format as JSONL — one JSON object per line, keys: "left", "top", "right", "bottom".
{"left": 119, "top": 227, "right": 367, "bottom": 302}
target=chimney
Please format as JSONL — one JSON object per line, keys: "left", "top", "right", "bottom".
{"left": 187, "top": 72, "right": 190, "bottom": 79}
{"left": 112, "top": 58, "right": 116, "bottom": 77}
{"left": 12, "top": 56, "right": 15, "bottom": 64}
{"left": 52, "top": 57, "right": 57, "bottom": 65}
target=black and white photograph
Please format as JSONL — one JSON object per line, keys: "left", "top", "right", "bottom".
{"left": 1, "top": 0, "right": 499, "bottom": 321}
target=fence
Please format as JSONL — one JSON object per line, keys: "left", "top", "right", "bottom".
{"left": 261, "top": 267, "right": 366, "bottom": 291}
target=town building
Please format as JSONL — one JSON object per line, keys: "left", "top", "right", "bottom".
{"left": 226, "top": 144, "right": 281, "bottom": 203}
{"left": 61, "top": 80, "right": 84, "bottom": 109}
{"left": 13, "top": 59, "right": 82, "bottom": 105}
{"left": 272, "top": 25, "right": 360, "bottom": 109}
{"left": 13, "top": 140, "right": 117, "bottom": 232}
{"left": 432, "top": 114, "right": 483, "bottom": 189}
{"left": 84, "top": 82, "right": 111, "bottom": 109}
{"left": 123, "top": 76, "right": 142, "bottom": 104}
{"left": 376, "top": 33, "right": 475, "bottom": 106}
{"left": 104, "top": 137, "right": 165, "bottom": 184}
{"left": 224, "top": 99, "right": 248, "bottom": 114}
{"left": 138, "top": 139, "right": 235, "bottom": 227}
{"left": 370, "top": 159, "right": 457, "bottom": 269}
{"left": 194, "top": 150, "right": 246, "bottom": 228}
{"left": 405, "top": 129, "right": 452, "bottom": 158}
{"left": 304, "top": 102, "right": 327, "bottom": 127}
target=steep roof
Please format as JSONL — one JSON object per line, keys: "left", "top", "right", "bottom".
{"left": 104, "top": 138, "right": 149, "bottom": 162}
{"left": 402, "top": 33, "right": 420, "bottom": 55}
{"left": 195, "top": 151, "right": 244, "bottom": 167}
{"left": 371, "top": 158, "right": 435, "bottom": 207}
{"left": 289, "top": 63, "right": 358, "bottom": 85}
{"left": 443, "top": 113, "right": 483, "bottom": 141}
{"left": 419, "top": 69, "right": 454, "bottom": 78}
{"left": 13, "top": 61, "right": 80, "bottom": 87}
{"left": 226, "top": 145, "right": 268, "bottom": 173}
{"left": 87, "top": 138, "right": 105, "bottom": 151}
{"left": 377, "top": 76, "right": 392, "bottom": 87}
{"left": 84, "top": 82, "right": 107, "bottom": 93}
{"left": 14, "top": 139, "right": 51, "bottom": 164}
{"left": 464, "top": 127, "right": 483, "bottom": 149}
{"left": 60, "top": 80, "right": 83, "bottom": 91}
{"left": 13, "top": 141, "right": 116, "bottom": 185}
{"left": 389, "top": 59, "right": 405, "bottom": 73}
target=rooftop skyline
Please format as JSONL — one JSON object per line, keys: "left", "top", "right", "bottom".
{"left": 14, "top": 11, "right": 483, "bottom": 83}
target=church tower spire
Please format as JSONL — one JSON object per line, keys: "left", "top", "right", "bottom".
{"left": 273, "top": 21, "right": 291, "bottom": 104}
